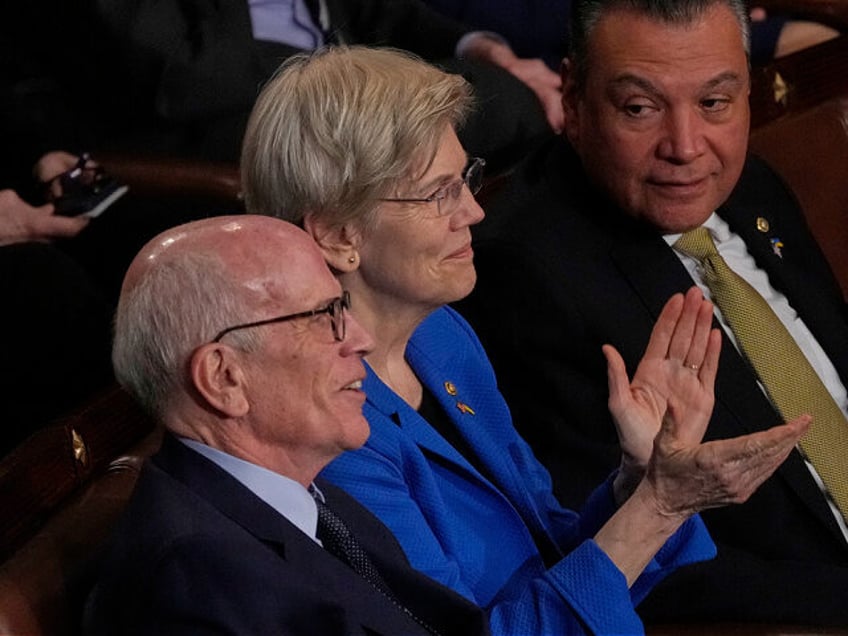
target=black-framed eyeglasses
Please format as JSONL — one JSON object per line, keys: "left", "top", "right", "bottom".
{"left": 378, "top": 157, "right": 485, "bottom": 217}
{"left": 212, "top": 291, "right": 351, "bottom": 343}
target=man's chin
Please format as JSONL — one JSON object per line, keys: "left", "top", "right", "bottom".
{"left": 637, "top": 201, "right": 715, "bottom": 234}
{"left": 344, "top": 418, "right": 371, "bottom": 450}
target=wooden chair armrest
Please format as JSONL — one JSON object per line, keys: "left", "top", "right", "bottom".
{"left": 755, "top": 0, "right": 848, "bottom": 32}
{"left": 750, "top": 34, "right": 848, "bottom": 129}
{"left": 93, "top": 152, "right": 243, "bottom": 207}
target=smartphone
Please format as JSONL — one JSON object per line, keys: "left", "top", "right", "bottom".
{"left": 53, "top": 173, "right": 129, "bottom": 218}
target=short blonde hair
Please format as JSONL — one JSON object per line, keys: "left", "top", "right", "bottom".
{"left": 241, "top": 46, "right": 473, "bottom": 230}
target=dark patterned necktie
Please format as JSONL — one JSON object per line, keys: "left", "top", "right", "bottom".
{"left": 313, "top": 495, "right": 441, "bottom": 636}
{"left": 675, "top": 227, "right": 848, "bottom": 520}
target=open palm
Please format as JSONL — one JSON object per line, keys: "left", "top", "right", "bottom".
{"left": 604, "top": 288, "right": 721, "bottom": 498}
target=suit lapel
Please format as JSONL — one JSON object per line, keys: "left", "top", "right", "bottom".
{"left": 153, "top": 436, "right": 436, "bottom": 634}
{"left": 718, "top": 193, "right": 848, "bottom": 543}
{"left": 609, "top": 225, "right": 775, "bottom": 436}
{"left": 721, "top": 198, "right": 848, "bottom": 382}
{"left": 154, "top": 436, "right": 295, "bottom": 546}
{"left": 363, "top": 363, "right": 475, "bottom": 470}
{"left": 400, "top": 311, "right": 563, "bottom": 551}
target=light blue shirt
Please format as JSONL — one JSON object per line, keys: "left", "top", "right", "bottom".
{"left": 248, "top": 0, "right": 325, "bottom": 49}
{"left": 179, "top": 438, "right": 321, "bottom": 544}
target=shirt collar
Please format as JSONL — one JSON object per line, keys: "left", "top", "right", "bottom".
{"left": 179, "top": 438, "right": 320, "bottom": 543}
{"left": 663, "top": 212, "right": 732, "bottom": 247}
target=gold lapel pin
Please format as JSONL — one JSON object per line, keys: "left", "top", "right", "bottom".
{"left": 456, "top": 402, "right": 476, "bottom": 416}
{"left": 445, "top": 381, "right": 474, "bottom": 415}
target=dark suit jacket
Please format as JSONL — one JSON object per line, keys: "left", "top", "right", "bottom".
{"left": 422, "top": 0, "right": 571, "bottom": 69}
{"left": 94, "top": 0, "right": 465, "bottom": 122}
{"left": 458, "top": 137, "right": 848, "bottom": 625}
{"left": 84, "top": 435, "right": 489, "bottom": 635}
{"left": 84, "top": 0, "right": 548, "bottom": 167}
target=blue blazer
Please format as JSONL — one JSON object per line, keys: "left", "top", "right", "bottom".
{"left": 322, "top": 306, "right": 714, "bottom": 635}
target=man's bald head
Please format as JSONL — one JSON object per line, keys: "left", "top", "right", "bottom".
{"left": 113, "top": 215, "right": 334, "bottom": 421}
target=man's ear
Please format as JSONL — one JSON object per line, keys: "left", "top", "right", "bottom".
{"left": 190, "top": 344, "right": 250, "bottom": 417}
{"left": 303, "top": 214, "right": 363, "bottom": 273}
{"left": 560, "top": 58, "right": 581, "bottom": 144}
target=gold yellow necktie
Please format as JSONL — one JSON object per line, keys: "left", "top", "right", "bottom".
{"left": 675, "top": 227, "right": 848, "bottom": 520}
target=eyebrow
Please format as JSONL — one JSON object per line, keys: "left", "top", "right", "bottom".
{"left": 415, "top": 155, "right": 471, "bottom": 196}
{"left": 610, "top": 71, "right": 747, "bottom": 98}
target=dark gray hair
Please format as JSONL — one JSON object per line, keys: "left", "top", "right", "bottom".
{"left": 568, "top": 0, "right": 751, "bottom": 89}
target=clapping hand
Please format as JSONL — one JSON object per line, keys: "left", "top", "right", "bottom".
{"left": 605, "top": 287, "right": 720, "bottom": 502}
{"left": 604, "top": 286, "right": 809, "bottom": 514}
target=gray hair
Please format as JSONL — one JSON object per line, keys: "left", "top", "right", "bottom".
{"left": 240, "top": 46, "right": 474, "bottom": 231}
{"left": 112, "top": 252, "right": 262, "bottom": 421}
{"left": 568, "top": 0, "right": 751, "bottom": 90}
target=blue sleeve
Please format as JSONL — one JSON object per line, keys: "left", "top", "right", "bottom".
{"left": 576, "top": 476, "right": 717, "bottom": 604}
{"left": 323, "top": 442, "right": 628, "bottom": 635}
{"left": 324, "top": 441, "right": 713, "bottom": 636}
{"left": 324, "top": 307, "right": 715, "bottom": 634}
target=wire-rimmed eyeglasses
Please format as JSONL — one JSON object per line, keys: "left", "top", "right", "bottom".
{"left": 378, "top": 157, "right": 485, "bottom": 217}
{"left": 212, "top": 291, "right": 351, "bottom": 343}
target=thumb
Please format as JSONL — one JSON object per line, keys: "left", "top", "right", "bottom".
{"left": 603, "top": 344, "right": 629, "bottom": 409}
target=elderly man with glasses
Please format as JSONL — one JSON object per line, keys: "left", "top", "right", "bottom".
{"left": 83, "top": 214, "right": 492, "bottom": 636}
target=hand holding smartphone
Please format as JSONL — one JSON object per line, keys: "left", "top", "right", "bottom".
{"left": 47, "top": 153, "right": 129, "bottom": 218}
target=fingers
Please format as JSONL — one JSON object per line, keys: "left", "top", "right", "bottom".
{"left": 603, "top": 343, "right": 629, "bottom": 411}
{"left": 509, "top": 61, "right": 565, "bottom": 132}
{"left": 750, "top": 7, "right": 767, "bottom": 22}
{"left": 694, "top": 415, "right": 810, "bottom": 507}
{"left": 642, "top": 292, "right": 684, "bottom": 363}
{"left": 697, "top": 328, "right": 722, "bottom": 389}
{"left": 540, "top": 95, "right": 565, "bottom": 134}
{"left": 34, "top": 150, "right": 79, "bottom": 183}
{"left": 501, "top": 56, "right": 563, "bottom": 130}
{"left": 668, "top": 287, "right": 713, "bottom": 365}
{"left": 650, "top": 287, "right": 717, "bottom": 381}
{"left": 786, "top": 413, "right": 814, "bottom": 436}
{"left": 682, "top": 294, "right": 714, "bottom": 368}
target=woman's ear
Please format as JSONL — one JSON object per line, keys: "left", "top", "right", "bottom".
{"left": 190, "top": 344, "right": 250, "bottom": 417}
{"left": 303, "top": 215, "right": 363, "bottom": 273}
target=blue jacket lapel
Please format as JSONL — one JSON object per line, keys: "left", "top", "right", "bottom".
{"left": 368, "top": 309, "right": 562, "bottom": 549}
{"left": 362, "top": 362, "right": 480, "bottom": 475}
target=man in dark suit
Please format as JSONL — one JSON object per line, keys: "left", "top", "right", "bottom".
{"left": 84, "top": 215, "right": 490, "bottom": 635}
{"left": 81, "top": 0, "right": 561, "bottom": 171}
{"left": 459, "top": 0, "right": 848, "bottom": 627}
